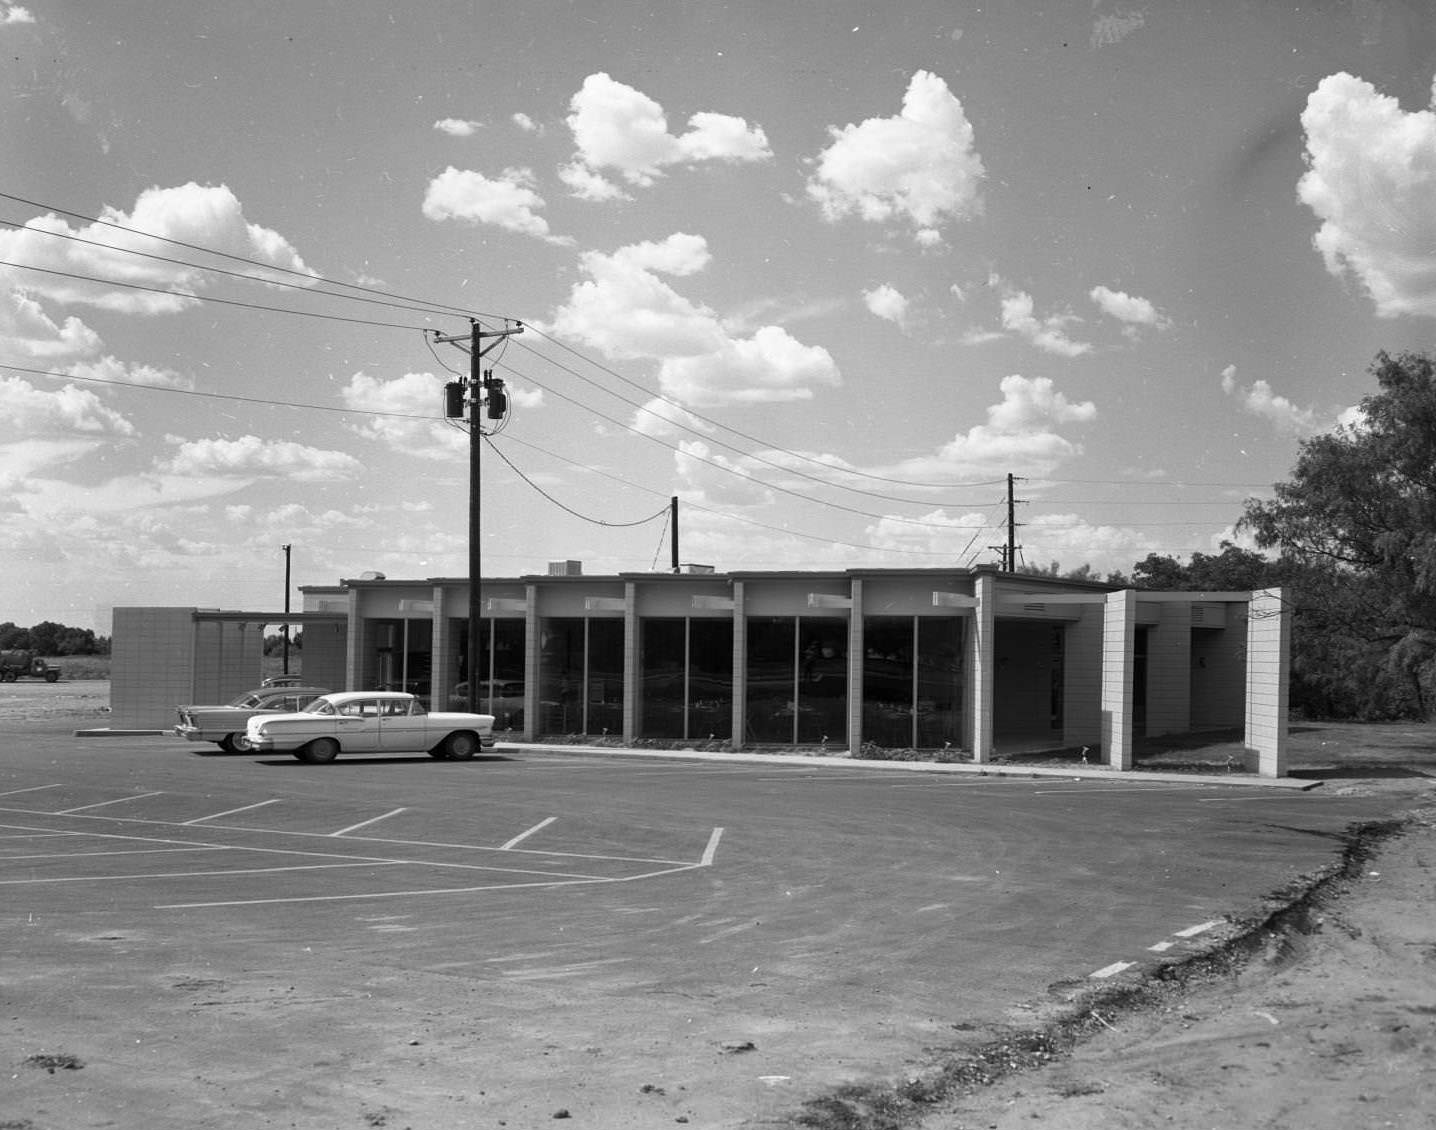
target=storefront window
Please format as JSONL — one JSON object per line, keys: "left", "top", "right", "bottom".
{"left": 639, "top": 618, "right": 733, "bottom": 740}
{"left": 452, "top": 618, "right": 525, "bottom": 728}
{"left": 368, "top": 618, "right": 432, "bottom": 699}
{"left": 863, "top": 616, "right": 963, "bottom": 749}
{"left": 745, "top": 616, "right": 847, "bottom": 745}
{"left": 538, "top": 617, "right": 623, "bottom": 736}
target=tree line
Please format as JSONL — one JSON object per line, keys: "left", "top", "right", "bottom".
{"left": 1025, "top": 350, "right": 1436, "bottom": 721}
{"left": 0, "top": 621, "right": 110, "bottom": 656}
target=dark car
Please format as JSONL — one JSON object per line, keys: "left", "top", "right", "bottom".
{"left": 175, "top": 685, "right": 331, "bottom": 752}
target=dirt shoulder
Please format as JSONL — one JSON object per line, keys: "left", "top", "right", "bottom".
{"left": 904, "top": 804, "right": 1436, "bottom": 1130}
{"left": 785, "top": 799, "right": 1436, "bottom": 1130}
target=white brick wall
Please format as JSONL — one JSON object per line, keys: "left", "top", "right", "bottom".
{"left": 1101, "top": 591, "right": 1135, "bottom": 769}
{"left": 1245, "top": 588, "right": 1290, "bottom": 777}
{"left": 1062, "top": 604, "right": 1103, "bottom": 746}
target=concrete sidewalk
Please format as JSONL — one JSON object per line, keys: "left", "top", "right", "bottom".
{"left": 495, "top": 740, "right": 1319, "bottom": 789}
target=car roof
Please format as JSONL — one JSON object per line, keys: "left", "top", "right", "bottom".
{"left": 318, "top": 691, "right": 415, "bottom": 703}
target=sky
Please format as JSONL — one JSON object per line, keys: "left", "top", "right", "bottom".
{"left": 3, "top": 0, "right": 1436, "bottom": 634}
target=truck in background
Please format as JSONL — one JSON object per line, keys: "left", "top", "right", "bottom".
{"left": 0, "top": 649, "right": 61, "bottom": 682}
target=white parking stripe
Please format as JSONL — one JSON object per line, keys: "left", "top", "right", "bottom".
{"left": 699, "top": 827, "right": 724, "bottom": 867}
{"left": 0, "top": 784, "right": 62, "bottom": 798}
{"left": 1174, "top": 919, "right": 1223, "bottom": 938}
{"left": 500, "top": 817, "right": 556, "bottom": 850}
{"left": 1091, "top": 961, "right": 1135, "bottom": 978}
{"left": 183, "top": 799, "right": 281, "bottom": 825}
{"left": 331, "top": 808, "right": 407, "bottom": 837}
{"left": 56, "top": 791, "right": 165, "bottom": 814}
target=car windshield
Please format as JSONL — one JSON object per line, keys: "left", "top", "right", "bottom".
{"left": 303, "top": 700, "right": 337, "bottom": 716}
{"left": 229, "top": 692, "right": 264, "bottom": 708}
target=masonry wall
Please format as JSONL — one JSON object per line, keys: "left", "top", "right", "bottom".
{"left": 301, "top": 618, "right": 347, "bottom": 692}
{"left": 111, "top": 607, "right": 196, "bottom": 728}
{"left": 1245, "top": 588, "right": 1291, "bottom": 777}
{"left": 1062, "top": 604, "right": 1103, "bottom": 747}
{"left": 1146, "top": 602, "right": 1193, "bottom": 736}
{"left": 1101, "top": 591, "right": 1136, "bottom": 769}
{"left": 1191, "top": 607, "right": 1248, "bottom": 728}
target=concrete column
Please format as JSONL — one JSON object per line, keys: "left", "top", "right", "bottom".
{"left": 968, "top": 573, "right": 995, "bottom": 762}
{"left": 847, "top": 579, "right": 864, "bottom": 757}
{"left": 622, "top": 581, "right": 637, "bottom": 745}
{"left": 1101, "top": 590, "right": 1136, "bottom": 770}
{"left": 343, "top": 589, "right": 362, "bottom": 691}
{"left": 523, "top": 583, "right": 539, "bottom": 741}
{"left": 431, "top": 584, "right": 450, "bottom": 710}
{"left": 730, "top": 581, "right": 747, "bottom": 750}
{"left": 1245, "top": 587, "right": 1290, "bottom": 778}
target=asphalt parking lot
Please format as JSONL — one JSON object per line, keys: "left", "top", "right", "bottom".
{"left": 1, "top": 710, "right": 1407, "bottom": 1129}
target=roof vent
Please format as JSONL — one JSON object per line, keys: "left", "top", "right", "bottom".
{"left": 548, "top": 560, "right": 583, "bottom": 576}
{"left": 358, "top": 571, "right": 386, "bottom": 581}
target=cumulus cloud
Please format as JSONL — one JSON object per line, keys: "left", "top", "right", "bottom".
{"left": 1219, "top": 364, "right": 1323, "bottom": 435}
{"left": 0, "top": 291, "right": 102, "bottom": 359}
{"left": 0, "top": 373, "right": 133, "bottom": 436}
{"left": 889, "top": 374, "right": 1097, "bottom": 479}
{"left": 434, "top": 117, "right": 482, "bottom": 136}
{"left": 1, "top": 5, "right": 34, "bottom": 24}
{"left": 863, "top": 283, "right": 909, "bottom": 327}
{"left": 546, "top": 233, "right": 839, "bottom": 417}
{"left": 422, "top": 166, "right": 572, "bottom": 245}
{"left": 562, "top": 72, "right": 771, "bottom": 196}
{"left": 339, "top": 370, "right": 467, "bottom": 459}
{"left": 158, "top": 435, "right": 361, "bottom": 481}
{"left": 1089, "top": 284, "right": 1169, "bottom": 332}
{"left": 1298, "top": 71, "right": 1436, "bottom": 317}
{"left": 69, "top": 354, "right": 191, "bottom": 390}
{"left": 512, "top": 112, "right": 541, "bottom": 133}
{"left": 995, "top": 280, "right": 1091, "bottom": 356}
{"left": 806, "top": 70, "right": 985, "bottom": 243}
{"left": 0, "top": 183, "right": 314, "bottom": 316}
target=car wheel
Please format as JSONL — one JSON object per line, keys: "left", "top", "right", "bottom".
{"left": 444, "top": 731, "right": 479, "bottom": 760}
{"left": 43, "top": 670, "right": 59, "bottom": 683}
{"left": 0, "top": 671, "right": 16, "bottom": 683}
{"left": 218, "top": 735, "right": 240, "bottom": 754}
{"left": 299, "top": 737, "right": 340, "bottom": 764}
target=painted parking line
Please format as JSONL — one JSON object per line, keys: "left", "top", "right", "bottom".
{"left": 1173, "top": 919, "right": 1223, "bottom": 938}
{"left": 500, "top": 816, "right": 556, "bottom": 850}
{"left": 331, "top": 808, "right": 408, "bottom": 837}
{"left": 55, "top": 791, "right": 165, "bottom": 814}
{"left": 1090, "top": 960, "right": 1136, "bottom": 979}
{"left": 183, "top": 799, "right": 282, "bottom": 825}
{"left": 0, "top": 784, "right": 63, "bottom": 798}
{"left": 0, "top": 807, "right": 726, "bottom": 910}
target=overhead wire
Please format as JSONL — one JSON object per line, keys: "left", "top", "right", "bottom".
{"left": 0, "top": 186, "right": 1271, "bottom": 556}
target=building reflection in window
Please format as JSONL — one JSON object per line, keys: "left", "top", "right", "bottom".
{"left": 862, "top": 616, "right": 963, "bottom": 750}
{"left": 640, "top": 618, "right": 734, "bottom": 740}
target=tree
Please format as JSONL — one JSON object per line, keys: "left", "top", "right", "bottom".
{"left": 1242, "top": 350, "right": 1436, "bottom": 717}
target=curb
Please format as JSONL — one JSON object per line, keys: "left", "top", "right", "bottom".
{"left": 493, "top": 742, "right": 1319, "bottom": 789}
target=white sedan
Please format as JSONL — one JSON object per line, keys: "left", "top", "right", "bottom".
{"left": 246, "top": 691, "right": 496, "bottom": 764}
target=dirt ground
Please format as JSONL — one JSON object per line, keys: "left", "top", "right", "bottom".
{"left": 6, "top": 686, "right": 1436, "bottom": 1129}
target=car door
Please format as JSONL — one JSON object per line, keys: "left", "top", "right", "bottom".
{"left": 334, "top": 697, "right": 384, "bottom": 751}
{"left": 377, "top": 698, "right": 429, "bottom": 752}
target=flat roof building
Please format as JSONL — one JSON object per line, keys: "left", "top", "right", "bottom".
{"left": 111, "top": 565, "right": 1291, "bottom": 776}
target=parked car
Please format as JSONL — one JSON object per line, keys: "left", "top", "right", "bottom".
{"left": 246, "top": 691, "right": 496, "bottom": 764}
{"left": 175, "top": 685, "right": 331, "bottom": 753}
{"left": 447, "top": 680, "right": 525, "bottom": 729}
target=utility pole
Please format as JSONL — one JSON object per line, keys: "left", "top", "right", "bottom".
{"left": 281, "top": 543, "right": 292, "bottom": 675}
{"left": 670, "top": 495, "right": 679, "bottom": 573}
{"left": 1006, "top": 472, "right": 1018, "bottom": 574}
{"left": 989, "top": 473, "right": 1023, "bottom": 572}
{"left": 434, "top": 319, "right": 523, "bottom": 715}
